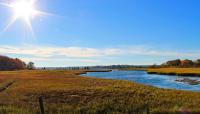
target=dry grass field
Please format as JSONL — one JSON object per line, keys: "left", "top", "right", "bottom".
{"left": 147, "top": 68, "right": 200, "bottom": 76}
{"left": 0, "top": 70, "right": 199, "bottom": 114}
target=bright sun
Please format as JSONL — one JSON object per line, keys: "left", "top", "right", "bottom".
{"left": 12, "top": 0, "right": 36, "bottom": 19}
{"left": 0, "top": 0, "right": 51, "bottom": 33}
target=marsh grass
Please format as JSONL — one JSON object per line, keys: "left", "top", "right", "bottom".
{"left": 0, "top": 70, "right": 199, "bottom": 114}
{"left": 148, "top": 68, "right": 200, "bottom": 76}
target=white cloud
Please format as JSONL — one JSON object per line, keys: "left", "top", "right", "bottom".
{"left": 21, "top": 57, "right": 100, "bottom": 63}
{"left": 0, "top": 45, "right": 120, "bottom": 58}
{"left": 124, "top": 47, "right": 199, "bottom": 57}
{"left": 0, "top": 45, "right": 199, "bottom": 65}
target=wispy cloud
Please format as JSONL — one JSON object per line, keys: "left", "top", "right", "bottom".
{"left": 0, "top": 45, "right": 121, "bottom": 58}
{"left": 0, "top": 45, "right": 199, "bottom": 65}
{"left": 123, "top": 46, "right": 200, "bottom": 57}
{"left": 21, "top": 57, "right": 100, "bottom": 64}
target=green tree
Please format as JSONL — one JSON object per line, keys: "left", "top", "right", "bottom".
{"left": 27, "top": 62, "right": 35, "bottom": 70}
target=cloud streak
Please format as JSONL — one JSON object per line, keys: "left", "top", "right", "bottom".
{"left": 0, "top": 45, "right": 199, "bottom": 64}
{"left": 0, "top": 45, "right": 121, "bottom": 58}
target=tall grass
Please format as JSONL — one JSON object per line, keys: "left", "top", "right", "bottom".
{"left": 148, "top": 68, "right": 200, "bottom": 76}
{"left": 0, "top": 70, "right": 199, "bottom": 114}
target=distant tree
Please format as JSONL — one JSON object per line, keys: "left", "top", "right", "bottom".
{"left": 181, "top": 59, "right": 194, "bottom": 67}
{"left": 149, "top": 64, "right": 158, "bottom": 68}
{"left": 13, "top": 58, "right": 26, "bottom": 69}
{"left": 166, "top": 59, "right": 181, "bottom": 67}
{"left": 160, "top": 59, "right": 200, "bottom": 68}
{"left": 0, "top": 55, "right": 26, "bottom": 71}
{"left": 197, "top": 59, "right": 200, "bottom": 65}
{"left": 160, "top": 63, "right": 168, "bottom": 68}
{"left": 194, "top": 59, "right": 200, "bottom": 67}
{"left": 27, "top": 62, "right": 35, "bottom": 70}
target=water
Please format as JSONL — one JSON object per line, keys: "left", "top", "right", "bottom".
{"left": 81, "top": 70, "right": 200, "bottom": 92}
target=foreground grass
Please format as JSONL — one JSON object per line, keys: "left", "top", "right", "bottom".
{"left": 0, "top": 70, "right": 199, "bottom": 114}
{"left": 147, "top": 68, "right": 200, "bottom": 76}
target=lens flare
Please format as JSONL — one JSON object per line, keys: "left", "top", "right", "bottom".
{"left": 0, "top": 0, "right": 51, "bottom": 34}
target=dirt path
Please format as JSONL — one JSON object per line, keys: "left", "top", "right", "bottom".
{"left": 0, "top": 81, "right": 15, "bottom": 92}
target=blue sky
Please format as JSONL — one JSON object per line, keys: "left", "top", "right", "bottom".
{"left": 0, "top": 0, "right": 200, "bottom": 67}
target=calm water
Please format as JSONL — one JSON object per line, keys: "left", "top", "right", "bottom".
{"left": 81, "top": 70, "right": 200, "bottom": 92}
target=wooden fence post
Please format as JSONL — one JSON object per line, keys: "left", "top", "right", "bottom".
{"left": 39, "top": 96, "right": 45, "bottom": 114}
{"left": 146, "top": 106, "right": 150, "bottom": 114}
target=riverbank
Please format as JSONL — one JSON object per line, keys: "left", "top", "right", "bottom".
{"left": 74, "top": 69, "right": 112, "bottom": 75}
{"left": 0, "top": 70, "right": 199, "bottom": 114}
{"left": 147, "top": 68, "right": 200, "bottom": 77}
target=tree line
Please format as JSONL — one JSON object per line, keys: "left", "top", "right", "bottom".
{"left": 0, "top": 55, "right": 35, "bottom": 71}
{"left": 160, "top": 59, "right": 200, "bottom": 68}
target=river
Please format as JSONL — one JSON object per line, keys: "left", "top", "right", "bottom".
{"left": 81, "top": 70, "right": 200, "bottom": 92}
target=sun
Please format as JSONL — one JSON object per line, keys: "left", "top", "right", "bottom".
{"left": 0, "top": 0, "right": 51, "bottom": 34}
{"left": 12, "top": 0, "right": 36, "bottom": 19}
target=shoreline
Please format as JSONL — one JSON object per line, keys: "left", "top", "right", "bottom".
{"left": 147, "top": 68, "right": 200, "bottom": 77}
{"left": 147, "top": 72, "right": 200, "bottom": 77}
{"left": 75, "top": 69, "right": 113, "bottom": 75}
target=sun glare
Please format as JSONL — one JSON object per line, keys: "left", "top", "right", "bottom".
{"left": 0, "top": 0, "right": 51, "bottom": 34}
{"left": 12, "top": 0, "right": 36, "bottom": 19}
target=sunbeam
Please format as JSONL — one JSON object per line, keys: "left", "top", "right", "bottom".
{"left": 0, "top": 0, "right": 52, "bottom": 34}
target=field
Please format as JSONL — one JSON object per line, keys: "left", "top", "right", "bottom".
{"left": 147, "top": 68, "right": 200, "bottom": 76}
{"left": 0, "top": 70, "right": 199, "bottom": 114}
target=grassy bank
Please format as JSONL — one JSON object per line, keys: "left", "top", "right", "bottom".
{"left": 118, "top": 68, "right": 147, "bottom": 71}
{"left": 0, "top": 70, "right": 199, "bottom": 114}
{"left": 147, "top": 68, "right": 200, "bottom": 76}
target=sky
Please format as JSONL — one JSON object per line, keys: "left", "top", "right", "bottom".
{"left": 0, "top": 0, "right": 200, "bottom": 67}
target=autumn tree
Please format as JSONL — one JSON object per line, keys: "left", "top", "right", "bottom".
{"left": 0, "top": 55, "right": 26, "bottom": 70}
{"left": 160, "top": 59, "right": 200, "bottom": 68}
{"left": 181, "top": 59, "right": 194, "bottom": 67}
{"left": 165, "top": 59, "right": 181, "bottom": 67}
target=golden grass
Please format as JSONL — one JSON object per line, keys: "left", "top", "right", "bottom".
{"left": 0, "top": 70, "right": 199, "bottom": 114}
{"left": 147, "top": 68, "right": 200, "bottom": 76}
